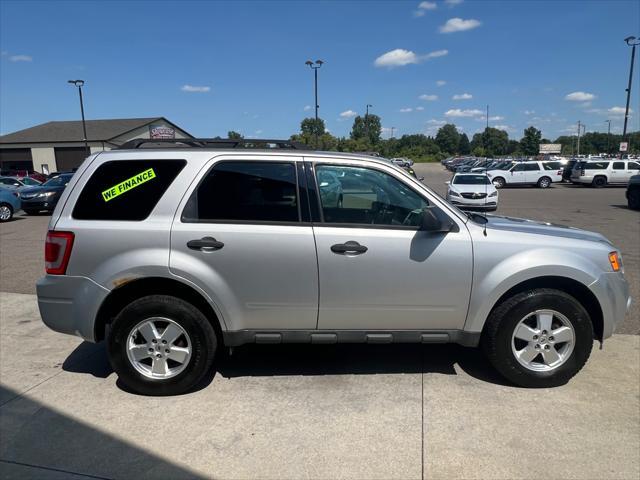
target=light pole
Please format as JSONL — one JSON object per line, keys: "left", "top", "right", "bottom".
{"left": 622, "top": 36, "right": 640, "bottom": 143}
{"left": 605, "top": 120, "right": 611, "bottom": 155}
{"left": 365, "top": 104, "right": 372, "bottom": 142}
{"left": 67, "top": 80, "right": 89, "bottom": 157}
{"left": 576, "top": 121, "right": 586, "bottom": 156}
{"left": 305, "top": 60, "right": 323, "bottom": 148}
{"left": 391, "top": 126, "right": 395, "bottom": 138}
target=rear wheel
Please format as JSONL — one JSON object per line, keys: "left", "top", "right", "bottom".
{"left": 627, "top": 189, "right": 640, "bottom": 210}
{"left": 108, "top": 295, "right": 217, "bottom": 396}
{"left": 0, "top": 203, "right": 13, "bottom": 222}
{"left": 592, "top": 176, "right": 607, "bottom": 188}
{"left": 492, "top": 177, "right": 506, "bottom": 189}
{"left": 482, "top": 288, "right": 593, "bottom": 388}
{"left": 537, "top": 176, "right": 551, "bottom": 188}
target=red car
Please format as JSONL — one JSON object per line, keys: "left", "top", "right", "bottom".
{"left": 0, "top": 169, "right": 48, "bottom": 183}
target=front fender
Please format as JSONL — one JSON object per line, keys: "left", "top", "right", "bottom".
{"left": 464, "top": 248, "right": 603, "bottom": 333}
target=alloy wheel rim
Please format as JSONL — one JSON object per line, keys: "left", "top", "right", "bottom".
{"left": 511, "top": 309, "right": 575, "bottom": 372}
{"left": 0, "top": 206, "right": 11, "bottom": 220}
{"left": 126, "top": 317, "right": 192, "bottom": 380}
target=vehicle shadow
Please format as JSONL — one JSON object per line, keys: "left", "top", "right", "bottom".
{"left": 62, "top": 340, "right": 513, "bottom": 394}
{"left": 610, "top": 204, "right": 633, "bottom": 210}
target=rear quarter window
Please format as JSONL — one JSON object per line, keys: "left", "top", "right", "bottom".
{"left": 583, "top": 161, "right": 610, "bottom": 170}
{"left": 72, "top": 160, "right": 186, "bottom": 220}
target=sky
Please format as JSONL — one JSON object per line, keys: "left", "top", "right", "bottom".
{"left": 1, "top": 0, "right": 639, "bottom": 141}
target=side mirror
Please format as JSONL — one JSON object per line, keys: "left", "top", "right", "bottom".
{"left": 418, "top": 176, "right": 425, "bottom": 182}
{"left": 420, "top": 208, "right": 453, "bottom": 233}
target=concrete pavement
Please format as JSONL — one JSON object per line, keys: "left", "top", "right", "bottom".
{"left": 1, "top": 292, "right": 638, "bottom": 479}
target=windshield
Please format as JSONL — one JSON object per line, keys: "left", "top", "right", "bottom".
{"left": 43, "top": 175, "right": 71, "bottom": 187}
{"left": 21, "top": 177, "right": 41, "bottom": 185}
{"left": 453, "top": 174, "right": 490, "bottom": 185}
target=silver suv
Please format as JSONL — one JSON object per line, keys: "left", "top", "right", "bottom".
{"left": 37, "top": 139, "right": 631, "bottom": 395}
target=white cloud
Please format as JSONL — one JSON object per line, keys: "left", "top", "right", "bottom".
{"left": 416, "top": 106, "right": 425, "bottom": 111}
{"left": 303, "top": 105, "right": 312, "bottom": 111}
{"left": 419, "top": 94, "right": 438, "bottom": 101}
{"left": 524, "top": 110, "right": 535, "bottom": 115}
{"left": 340, "top": 110, "right": 358, "bottom": 118}
{"left": 427, "top": 119, "right": 446, "bottom": 125}
{"left": 445, "top": 108, "right": 484, "bottom": 117}
{"left": 493, "top": 125, "right": 513, "bottom": 131}
{"left": 400, "top": 108, "right": 413, "bottom": 113}
{"left": 374, "top": 48, "right": 448, "bottom": 68}
{"left": 255, "top": 130, "right": 263, "bottom": 135}
{"left": 436, "top": 80, "right": 447, "bottom": 87}
{"left": 414, "top": 1, "right": 437, "bottom": 16}
{"left": 565, "top": 91, "right": 596, "bottom": 102}
{"left": 440, "top": 18, "right": 481, "bottom": 33}
{"left": 445, "top": 0, "right": 463, "bottom": 5}
{"left": 476, "top": 115, "right": 504, "bottom": 121}
{"left": 452, "top": 93, "right": 472, "bottom": 100}
{"left": 608, "top": 106, "right": 631, "bottom": 115}
{"left": 181, "top": 84, "right": 210, "bottom": 93}
{"left": 9, "top": 54, "right": 32, "bottom": 62}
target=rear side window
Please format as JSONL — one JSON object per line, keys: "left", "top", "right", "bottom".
{"left": 543, "top": 162, "right": 561, "bottom": 170}
{"left": 583, "top": 161, "right": 610, "bottom": 170}
{"left": 182, "top": 161, "right": 299, "bottom": 223}
{"left": 73, "top": 160, "right": 185, "bottom": 220}
{"left": 613, "top": 162, "right": 625, "bottom": 169}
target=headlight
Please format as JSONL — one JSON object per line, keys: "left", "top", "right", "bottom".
{"left": 37, "top": 191, "right": 56, "bottom": 198}
{"left": 489, "top": 191, "right": 498, "bottom": 197}
{"left": 448, "top": 190, "right": 460, "bottom": 197}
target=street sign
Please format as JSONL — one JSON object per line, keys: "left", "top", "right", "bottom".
{"left": 539, "top": 143, "right": 562, "bottom": 154}
{"left": 619, "top": 142, "right": 628, "bottom": 152}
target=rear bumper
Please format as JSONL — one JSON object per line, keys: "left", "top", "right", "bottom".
{"left": 589, "top": 272, "right": 631, "bottom": 339}
{"left": 36, "top": 275, "right": 110, "bottom": 342}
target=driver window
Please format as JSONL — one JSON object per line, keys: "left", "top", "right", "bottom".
{"left": 512, "top": 164, "right": 525, "bottom": 172}
{"left": 315, "top": 165, "right": 428, "bottom": 227}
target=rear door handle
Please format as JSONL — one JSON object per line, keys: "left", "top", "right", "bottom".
{"left": 330, "top": 241, "right": 368, "bottom": 254}
{"left": 187, "top": 236, "right": 224, "bottom": 251}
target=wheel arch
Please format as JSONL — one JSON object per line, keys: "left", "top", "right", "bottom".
{"left": 483, "top": 276, "right": 604, "bottom": 341}
{"left": 95, "top": 277, "right": 224, "bottom": 343}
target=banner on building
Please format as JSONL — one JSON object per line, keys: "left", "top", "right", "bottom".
{"left": 539, "top": 144, "right": 562, "bottom": 154}
{"left": 149, "top": 125, "right": 176, "bottom": 139}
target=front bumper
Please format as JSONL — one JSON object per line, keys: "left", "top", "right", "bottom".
{"left": 448, "top": 196, "right": 497, "bottom": 209}
{"left": 21, "top": 198, "right": 58, "bottom": 211}
{"left": 589, "top": 271, "right": 632, "bottom": 339}
{"left": 36, "top": 275, "right": 110, "bottom": 342}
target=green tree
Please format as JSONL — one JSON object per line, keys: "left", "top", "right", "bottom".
{"left": 520, "top": 126, "right": 542, "bottom": 155}
{"left": 227, "top": 131, "right": 243, "bottom": 139}
{"left": 300, "top": 117, "right": 325, "bottom": 138}
{"left": 435, "top": 124, "right": 461, "bottom": 154}
{"left": 350, "top": 114, "right": 382, "bottom": 144}
{"left": 458, "top": 133, "right": 471, "bottom": 155}
{"left": 481, "top": 127, "right": 509, "bottom": 157}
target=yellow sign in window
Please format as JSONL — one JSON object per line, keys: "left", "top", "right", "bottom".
{"left": 101, "top": 168, "right": 156, "bottom": 202}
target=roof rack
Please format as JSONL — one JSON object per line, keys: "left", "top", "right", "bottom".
{"left": 117, "top": 138, "right": 311, "bottom": 150}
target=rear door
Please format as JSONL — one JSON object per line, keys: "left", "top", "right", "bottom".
{"left": 524, "top": 162, "right": 542, "bottom": 183}
{"left": 170, "top": 157, "right": 319, "bottom": 332}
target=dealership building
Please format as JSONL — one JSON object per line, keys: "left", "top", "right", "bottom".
{"left": 0, "top": 117, "right": 192, "bottom": 174}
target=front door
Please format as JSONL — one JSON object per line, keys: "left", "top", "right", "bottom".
{"left": 610, "top": 161, "right": 627, "bottom": 183}
{"left": 311, "top": 162, "right": 473, "bottom": 331}
{"left": 170, "top": 158, "right": 319, "bottom": 331}
{"left": 509, "top": 163, "right": 527, "bottom": 184}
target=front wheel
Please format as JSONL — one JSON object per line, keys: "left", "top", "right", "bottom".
{"left": 627, "top": 190, "right": 640, "bottom": 210}
{"left": 108, "top": 295, "right": 217, "bottom": 396}
{"left": 592, "top": 176, "right": 607, "bottom": 188}
{"left": 537, "top": 176, "right": 551, "bottom": 188}
{"left": 0, "top": 203, "right": 13, "bottom": 222}
{"left": 492, "top": 177, "right": 506, "bottom": 189}
{"left": 482, "top": 288, "right": 593, "bottom": 388}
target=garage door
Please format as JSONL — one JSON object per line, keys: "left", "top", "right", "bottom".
{"left": 54, "top": 147, "right": 88, "bottom": 171}
{"left": 0, "top": 148, "right": 33, "bottom": 172}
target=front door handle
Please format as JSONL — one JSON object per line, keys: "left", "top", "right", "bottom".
{"left": 330, "top": 241, "right": 368, "bottom": 254}
{"left": 187, "top": 236, "right": 224, "bottom": 251}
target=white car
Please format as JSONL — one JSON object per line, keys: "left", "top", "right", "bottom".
{"left": 570, "top": 159, "right": 640, "bottom": 187}
{"left": 487, "top": 161, "right": 562, "bottom": 188}
{"left": 446, "top": 173, "right": 498, "bottom": 211}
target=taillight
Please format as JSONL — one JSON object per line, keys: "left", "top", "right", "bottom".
{"left": 45, "top": 231, "right": 74, "bottom": 275}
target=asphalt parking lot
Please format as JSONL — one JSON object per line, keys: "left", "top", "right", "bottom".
{"left": 0, "top": 163, "right": 639, "bottom": 479}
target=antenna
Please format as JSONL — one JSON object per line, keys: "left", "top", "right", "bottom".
{"left": 483, "top": 159, "right": 488, "bottom": 236}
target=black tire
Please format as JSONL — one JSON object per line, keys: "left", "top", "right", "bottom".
{"left": 537, "top": 176, "right": 552, "bottom": 188}
{"left": 628, "top": 189, "right": 640, "bottom": 210}
{"left": 592, "top": 176, "right": 607, "bottom": 188}
{"left": 0, "top": 203, "right": 13, "bottom": 222}
{"left": 493, "top": 177, "right": 506, "bottom": 189}
{"left": 482, "top": 288, "right": 593, "bottom": 388}
{"left": 108, "top": 295, "right": 217, "bottom": 396}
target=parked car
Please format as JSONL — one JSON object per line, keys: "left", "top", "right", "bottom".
{"left": 570, "top": 159, "right": 640, "bottom": 187}
{"left": 0, "top": 169, "right": 47, "bottom": 183}
{"left": 562, "top": 159, "right": 578, "bottom": 182}
{"left": 471, "top": 160, "right": 513, "bottom": 173}
{"left": 37, "top": 139, "right": 630, "bottom": 395}
{"left": 0, "top": 187, "right": 21, "bottom": 222}
{"left": 19, "top": 173, "right": 73, "bottom": 214}
{"left": 446, "top": 173, "right": 498, "bottom": 211}
{"left": 487, "top": 161, "right": 562, "bottom": 188}
{"left": 390, "top": 157, "right": 414, "bottom": 168}
{"left": 626, "top": 175, "right": 640, "bottom": 210}
{"left": 0, "top": 176, "right": 42, "bottom": 188}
